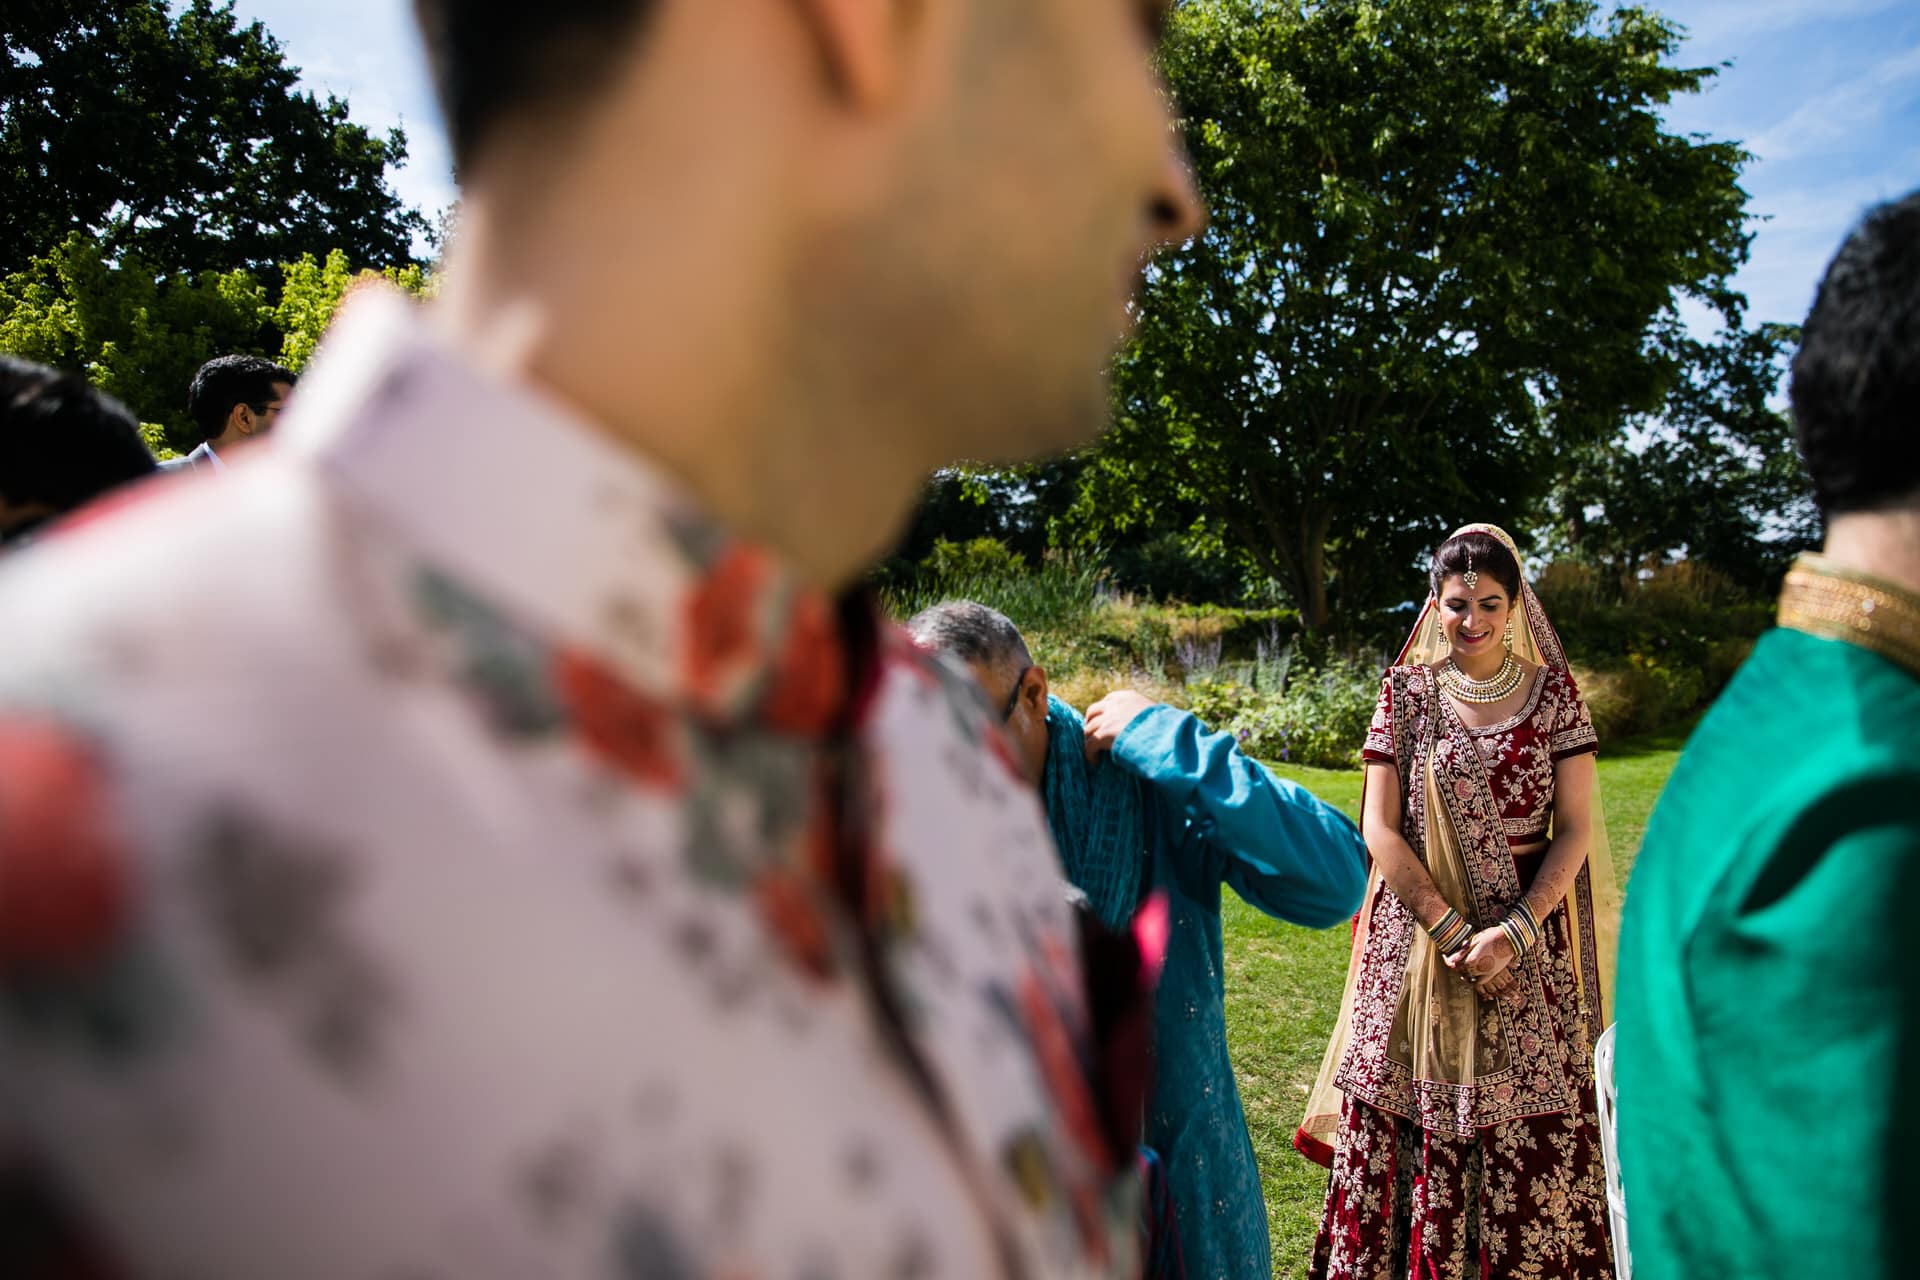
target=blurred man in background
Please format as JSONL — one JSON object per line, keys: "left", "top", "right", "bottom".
{"left": 910, "top": 599, "right": 1366, "bottom": 1280}
{"left": 0, "top": 354, "right": 155, "bottom": 548}
{"left": 163, "top": 354, "right": 296, "bottom": 472}
{"left": 0, "top": 1, "right": 1204, "bottom": 1277}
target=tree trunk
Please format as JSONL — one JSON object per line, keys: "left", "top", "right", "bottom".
{"left": 1301, "top": 539, "right": 1331, "bottom": 632}
{"left": 1290, "top": 501, "right": 1335, "bottom": 632}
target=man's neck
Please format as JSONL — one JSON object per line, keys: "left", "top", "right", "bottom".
{"left": 1820, "top": 507, "right": 1920, "bottom": 599}
{"left": 433, "top": 133, "right": 933, "bottom": 592}
{"left": 434, "top": 248, "right": 928, "bottom": 592}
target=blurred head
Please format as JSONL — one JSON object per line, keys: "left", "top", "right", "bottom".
{"left": 1429, "top": 531, "right": 1523, "bottom": 665}
{"left": 412, "top": 0, "right": 1205, "bottom": 467}
{"left": 0, "top": 356, "right": 156, "bottom": 546}
{"left": 907, "top": 599, "right": 1050, "bottom": 786}
{"left": 188, "top": 355, "right": 297, "bottom": 448}
{"left": 1790, "top": 188, "right": 1920, "bottom": 518}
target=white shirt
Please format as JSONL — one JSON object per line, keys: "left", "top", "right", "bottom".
{"left": 158, "top": 439, "right": 226, "bottom": 472}
{"left": 0, "top": 294, "right": 1139, "bottom": 1279}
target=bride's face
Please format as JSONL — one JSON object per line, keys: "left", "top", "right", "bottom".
{"left": 1436, "top": 573, "right": 1513, "bottom": 662}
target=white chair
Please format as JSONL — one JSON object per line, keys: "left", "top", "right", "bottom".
{"left": 1593, "top": 1022, "right": 1632, "bottom": 1279}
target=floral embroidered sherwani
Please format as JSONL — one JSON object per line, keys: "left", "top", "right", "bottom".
{"left": 0, "top": 294, "right": 1139, "bottom": 1279}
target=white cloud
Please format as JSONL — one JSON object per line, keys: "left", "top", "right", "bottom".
{"left": 1747, "top": 41, "right": 1920, "bottom": 162}
{"left": 1733, "top": 161, "right": 1920, "bottom": 324}
{"left": 1673, "top": 0, "right": 1902, "bottom": 47}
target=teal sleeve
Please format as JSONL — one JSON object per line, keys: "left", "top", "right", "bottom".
{"left": 1688, "top": 770, "right": 1920, "bottom": 1279}
{"left": 1109, "top": 704, "right": 1366, "bottom": 927}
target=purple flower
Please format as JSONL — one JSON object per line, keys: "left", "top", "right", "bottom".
{"left": 1237, "top": 727, "right": 1251, "bottom": 743}
{"left": 1280, "top": 748, "right": 1291, "bottom": 761}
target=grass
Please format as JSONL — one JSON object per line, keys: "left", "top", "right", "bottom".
{"left": 1224, "top": 729, "right": 1687, "bottom": 1276}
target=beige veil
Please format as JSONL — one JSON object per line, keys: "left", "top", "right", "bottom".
{"left": 1294, "top": 523, "right": 1620, "bottom": 1163}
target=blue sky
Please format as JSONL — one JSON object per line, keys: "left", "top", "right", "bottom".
{"left": 225, "top": 0, "right": 1919, "bottom": 331}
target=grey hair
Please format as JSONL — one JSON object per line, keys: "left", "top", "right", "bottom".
{"left": 905, "top": 600, "right": 1032, "bottom": 682}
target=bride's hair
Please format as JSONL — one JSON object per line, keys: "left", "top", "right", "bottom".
{"left": 1430, "top": 530, "right": 1521, "bottom": 601}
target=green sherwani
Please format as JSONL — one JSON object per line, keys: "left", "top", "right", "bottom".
{"left": 1617, "top": 586, "right": 1920, "bottom": 1280}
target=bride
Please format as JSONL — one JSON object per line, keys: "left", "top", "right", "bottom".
{"left": 1298, "top": 524, "right": 1621, "bottom": 1280}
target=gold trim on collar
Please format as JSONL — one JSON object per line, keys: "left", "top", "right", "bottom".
{"left": 1778, "top": 553, "right": 1920, "bottom": 678}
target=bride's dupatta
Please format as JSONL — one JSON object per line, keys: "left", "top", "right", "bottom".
{"left": 1295, "top": 524, "right": 1620, "bottom": 1164}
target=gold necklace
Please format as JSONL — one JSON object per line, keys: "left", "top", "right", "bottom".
{"left": 1778, "top": 553, "right": 1920, "bottom": 678}
{"left": 1438, "top": 655, "right": 1523, "bottom": 703}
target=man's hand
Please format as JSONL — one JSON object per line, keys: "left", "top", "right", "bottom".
{"left": 1083, "top": 690, "right": 1158, "bottom": 764}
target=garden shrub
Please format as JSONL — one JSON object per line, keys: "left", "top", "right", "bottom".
{"left": 1703, "top": 636, "right": 1757, "bottom": 693}
{"left": 1186, "top": 656, "right": 1379, "bottom": 769}
{"left": 882, "top": 548, "right": 1779, "bottom": 767}
{"left": 1540, "top": 556, "right": 1774, "bottom": 739}
{"left": 922, "top": 536, "right": 1026, "bottom": 581}
{"left": 882, "top": 542, "right": 1106, "bottom": 635}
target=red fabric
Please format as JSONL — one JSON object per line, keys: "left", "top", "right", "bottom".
{"left": 0, "top": 720, "right": 130, "bottom": 971}
{"left": 1308, "top": 1089, "right": 1615, "bottom": 1280}
{"left": 760, "top": 588, "right": 846, "bottom": 736}
{"left": 552, "top": 651, "right": 684, "bottom": 789}
{"left": 682, "top": 543, "right": 775, "bottom": 715}
{"left": 1364, "top": 670, "right": 1597, "bottom": 849}
{"left": 1293, "top": 1127, "right": 1336, "bottom": 1168}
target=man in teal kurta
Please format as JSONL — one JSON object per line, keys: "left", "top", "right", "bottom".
{"left": 910, "top": 602, "right": 1368, "bottom": 1280}
{"left": 1616, "top": 189, "right": 1920, "bottom": 1280}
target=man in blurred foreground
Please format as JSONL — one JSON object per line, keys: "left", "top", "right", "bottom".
{"left": 0, "top": 1, "right": 1204, "bottom": 1276}
{"left": 910, "top": 600, "right": 1366, "bottom": 1280}
{"left": 1616, "top": 188, "right": 1920, "bottom": 1280}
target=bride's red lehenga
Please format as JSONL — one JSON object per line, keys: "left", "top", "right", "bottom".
{"left": 1299, "top": 523, "right": 1620, "bottom": 1280}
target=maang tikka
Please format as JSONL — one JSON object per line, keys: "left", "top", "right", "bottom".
{"left": 1462, "top": 547, "right": 1480, "bottom": 591}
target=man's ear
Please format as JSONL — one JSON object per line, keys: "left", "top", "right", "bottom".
{"left": 1024, "top": 665, "right": 1049, "bottom": 712}
{"left": 227, "top": 402, "right": 254, "bottom": 438}
{"left": 789, "top": 0, "right": 924, "bottom": 108}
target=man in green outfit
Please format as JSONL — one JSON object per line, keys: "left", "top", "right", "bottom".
{"left": 1616, "top": 188, "right": 1920, "bottom": 1279}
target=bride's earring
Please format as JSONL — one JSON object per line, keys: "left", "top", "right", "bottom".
{"left": 1503, "top": 618, "right": 1515, "bottom": 651}
{"left": 1435, "top": 615, "right": 1447, "bottom": 647}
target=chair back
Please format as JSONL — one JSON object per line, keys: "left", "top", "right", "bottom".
{"left": 1594, "top": 1022, "right": 1631, "bottom": 1279}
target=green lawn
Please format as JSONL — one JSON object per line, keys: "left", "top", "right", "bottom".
{"left": 1226, "top": 728, "right": 1687, "bottom": 1276}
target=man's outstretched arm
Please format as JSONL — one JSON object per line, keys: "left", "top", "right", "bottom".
{"left": 1091, "top": 694, "right": 1366, "bottom": 927}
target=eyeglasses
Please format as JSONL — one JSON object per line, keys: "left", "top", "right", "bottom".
{"left": 1001, "top": 665, "right": 1033, "bottom": 722}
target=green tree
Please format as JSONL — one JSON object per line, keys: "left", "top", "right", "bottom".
{"left": 0, "top": 236, "right": 430, "bottom": 449}
{"left": 274, "top": 247, "right": 432, "bottom": 371}
{"left": 1086, "top": 0, "right": 1753, "bottom": 630}
{"left": 0, "top": 234, "right": 269, "bottom": 450}
{"left": 1, "top": 0, "right": 428, "bottom": 280}
{"left": 1550, "top": 319, "right": 1818, "bottom": 593}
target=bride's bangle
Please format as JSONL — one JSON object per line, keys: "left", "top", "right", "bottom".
{"left": 1426, "top": 908, "right": 1473, "bottom": 958}
{"left": 1498, "top": 900, "right": 1542, "bottom": 958}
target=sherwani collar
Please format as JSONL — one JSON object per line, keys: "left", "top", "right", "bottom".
{"left": 1778, "top": 552, "right": 1920, "bottom": 680}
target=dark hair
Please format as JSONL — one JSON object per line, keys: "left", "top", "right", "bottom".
{"left": 906, "top": 600, "right": 1033, "bottom": 683}
{"left": 187, "top": 355, "right": 297, "bottom": 441}
{"left": 0, "top": 356, "right": 155, "bottom": 541}
{"left": 411, "top": 0, "right": 661, "bottom": 172}
{"left": 1430, "top": 530, "right": 1522, "bottom": 601}
{"left": 1789, "top": 188, "right": 1920, "bottom": 516}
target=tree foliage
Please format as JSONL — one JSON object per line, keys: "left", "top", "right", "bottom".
{"left": 0, "top": 236, "right": 430, "bottom": 451}
{"left": 1548, "top": 319, "right": 1818, "bottom": 593}
{"left": 1, "top": 0, "right": 428, "bottom": 280}
{"left": 1087, "top": 0, "right": 1755, "bottom": 629}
